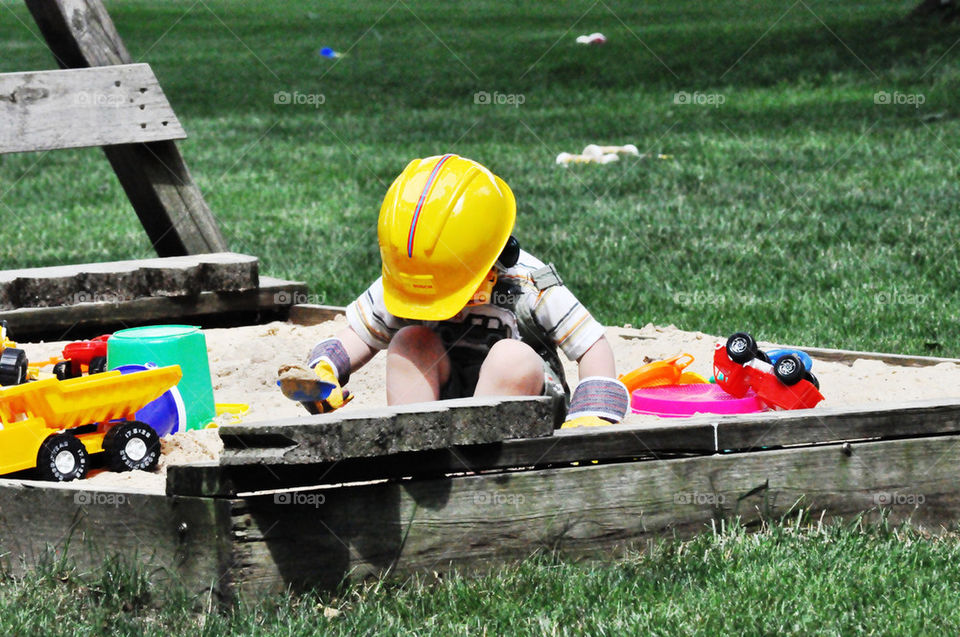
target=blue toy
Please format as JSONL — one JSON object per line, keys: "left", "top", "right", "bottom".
{"left": 766, "top": 349, "right": 814, "bottom": 372}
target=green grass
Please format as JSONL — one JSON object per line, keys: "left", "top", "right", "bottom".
{"left": 4, "top": 518, "right": 960, "bottom": 636}
{"left": 2, "top": 0, "right": 959, "bottom": 355}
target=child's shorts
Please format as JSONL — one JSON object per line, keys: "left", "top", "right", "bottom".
{"left": 439, "top": 346, "right": 567, "bottom": 403}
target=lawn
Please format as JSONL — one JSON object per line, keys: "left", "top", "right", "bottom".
{"left": 3, "top": 518, "right": 960, "bottom": 635}
{"left": 2, "top": 0, "right": 958, "bottom": 355}
{"left": 2, "top": 0, "right": 960, "bottom": 633}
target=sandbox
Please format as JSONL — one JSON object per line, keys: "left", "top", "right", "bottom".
{"left": 4, "top": 307, "right": 960, "bottom": 603}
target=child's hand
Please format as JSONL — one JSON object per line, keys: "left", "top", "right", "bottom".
{"left": 311, "top": 361, "right": 353, "bottom": 412}
{"left": 277, "top": 363, "right": 354, "bottom": 414}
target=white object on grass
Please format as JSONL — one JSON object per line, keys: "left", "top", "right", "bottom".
{"left": 556, "top": 152, "right": 619, "bottom": 166}
{"left": 575, "top": 32, "right": 607, "bottom": 45}
{"left": 583, "top": 143, "right": 640, "bottom": 157}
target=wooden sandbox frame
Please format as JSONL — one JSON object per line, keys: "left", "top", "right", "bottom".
{"left": 2, "top": 305, "right": 960, "bottom": 604}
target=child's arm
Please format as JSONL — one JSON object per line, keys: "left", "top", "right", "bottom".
{"left": 564, "top": 334, "right": 628, "bottom": 427}
{"left": 332, "top": 325, "right": 377, "bottom": 375}
{"left": 575, "top": 335, "right": 616, "bottom": 379}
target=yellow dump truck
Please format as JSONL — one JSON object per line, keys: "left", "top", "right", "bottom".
{"left": 0, "top": 365, "right": 182, "bottom": 481}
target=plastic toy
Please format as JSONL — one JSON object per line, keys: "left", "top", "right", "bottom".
{"left": 766, "top": 348, "right": 814, "bottom": 372}
{"left": 0, "top": 321, "right": 28, "bottom": 386}
{"left": 113, "top": 363, "right": 186, "bottom": 437}
{"left": 108, "top": 325, "right": 215, "bottom": 430}
{"left": 631, "top": 383, "right": 764, "bottom": 418}
{"left": 53, "top": 334, "right": 111, "bottom": 379}
{"left": 619, "top": 353, "right": 707, "bottom": 394}
{"left": 713, "top": 332, "right": 823, "bottom": 411}
{"left": 0, "top": 365, "right": 182, "bottom": 481}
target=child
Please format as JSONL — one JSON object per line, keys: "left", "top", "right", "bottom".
{"left": 282, "top": 154, "right": 628, "bottom": 427}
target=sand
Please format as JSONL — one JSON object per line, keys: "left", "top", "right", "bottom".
{"left": 17, "top": 318, "right": 960, "bottom": 493}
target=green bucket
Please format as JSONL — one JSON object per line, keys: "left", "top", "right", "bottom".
{"left": 107, "top": 325, "right": 215, "bottom": 431}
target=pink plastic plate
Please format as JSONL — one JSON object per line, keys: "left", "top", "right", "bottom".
{"left": 631, "top": 383, "right": 764, "bottom": 418}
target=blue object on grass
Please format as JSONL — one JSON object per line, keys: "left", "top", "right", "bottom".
{"left": 319, "top": 47, "right": 339, "bottom": 59}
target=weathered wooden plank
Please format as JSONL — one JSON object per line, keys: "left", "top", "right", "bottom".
{"left": 171, "top": 393, "right": 960, "bottom": 497}
{"left": 170, "top": 398, "right": 960, "bottom": 497}
{"left": 288, "top": 304, "right": 347, "bottom": 325}
{"left": 0, "top": 253, "right": 259, "bottom": 310}
{"left": 24, "top": 0, "right": 131, "bottom": 69}
{"left": 0, "top": 478, "right": 231, "bottom": 601}
{"left": 219, "top": 396, "right": 562, "bottom": 466}
{"left": 167, "top": 418, "right": 715, "bottom": 497}
{"left": 716, "top": 398, "right": 960, "bottom": 451}
{"left": 0, "top": 64, "right": 185, "bottom": 154}
{"left": 0, "top": 275, "right": 305, "bottom": 340}
{"left": 24, "top": 0, "right": 228, "bottom": 257}
{"left": 225, "top": 433, "right": 960, "bottom": 597}
{"left": 766, "top": 342, "right": 960, "bottom": 367}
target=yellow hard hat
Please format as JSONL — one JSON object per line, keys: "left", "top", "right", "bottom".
{"left": 378, "top": 154, "right": 516, "bottom": 320}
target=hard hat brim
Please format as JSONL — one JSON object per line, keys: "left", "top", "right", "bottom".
{"left": 383, "top": 263, "right": 492, "bottom": 321}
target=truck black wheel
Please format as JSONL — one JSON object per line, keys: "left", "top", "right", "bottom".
{"left": 804, "top": 371, "right": 820, "bottom": 390}
{"left": 103, "top": 422, "right": 161, "bottom": 472}
{"left": 53, "top": 360, "right": 76, "bottom": 380}
{"left": 88, "top": 356, "right": 108, "bottom": 375}
{"left": 37, "top": 434, "right": 89, "bottom": 481}
{"left": 726, "top": 333, "right": 757, "bottom": 364}
{"left": 774, "top": 354, "right": 805, "bottom": 386}
{"left": 0, "top": 348, "right": 28, "bottom": 386}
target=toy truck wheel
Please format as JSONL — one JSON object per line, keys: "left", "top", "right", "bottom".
{"left": 774, "top": 354, "right": 805, "bottom": 386}
{"left": 0, "top": 347, "right": 28, "bottom": 386}
{"left": 103, "top": 422, "right": 161, "bottom": 472}
{"left": 53, "top": 360, "right": 77, "bottom": 380}
{"left": 37, "top": 434, "right": 89, "bottom": 481}
{"left": 88, "top": 356, "right": 108, "bottom": 375}
{"left": 726, "top": 333, "right": 757, "bottom": 364}
{"left": 804, "top": 371, "right": 820, "bottom": 390}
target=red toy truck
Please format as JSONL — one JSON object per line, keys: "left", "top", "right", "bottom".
{"left": 714, "top": 332, "right": 824, "bottom": 411}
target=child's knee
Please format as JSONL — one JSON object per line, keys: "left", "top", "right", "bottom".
{"left": 389, "top": 326, "right": 443, "bottom": 357}
{"left": 481, "top": 339, "right": 544, "bottom": 394}
{"left": 386, "top": 326, "right": 450, "bottom": 395}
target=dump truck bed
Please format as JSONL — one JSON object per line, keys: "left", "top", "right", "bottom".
{"left": 0, "top": 366, "right": 182, "bottom": 430}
